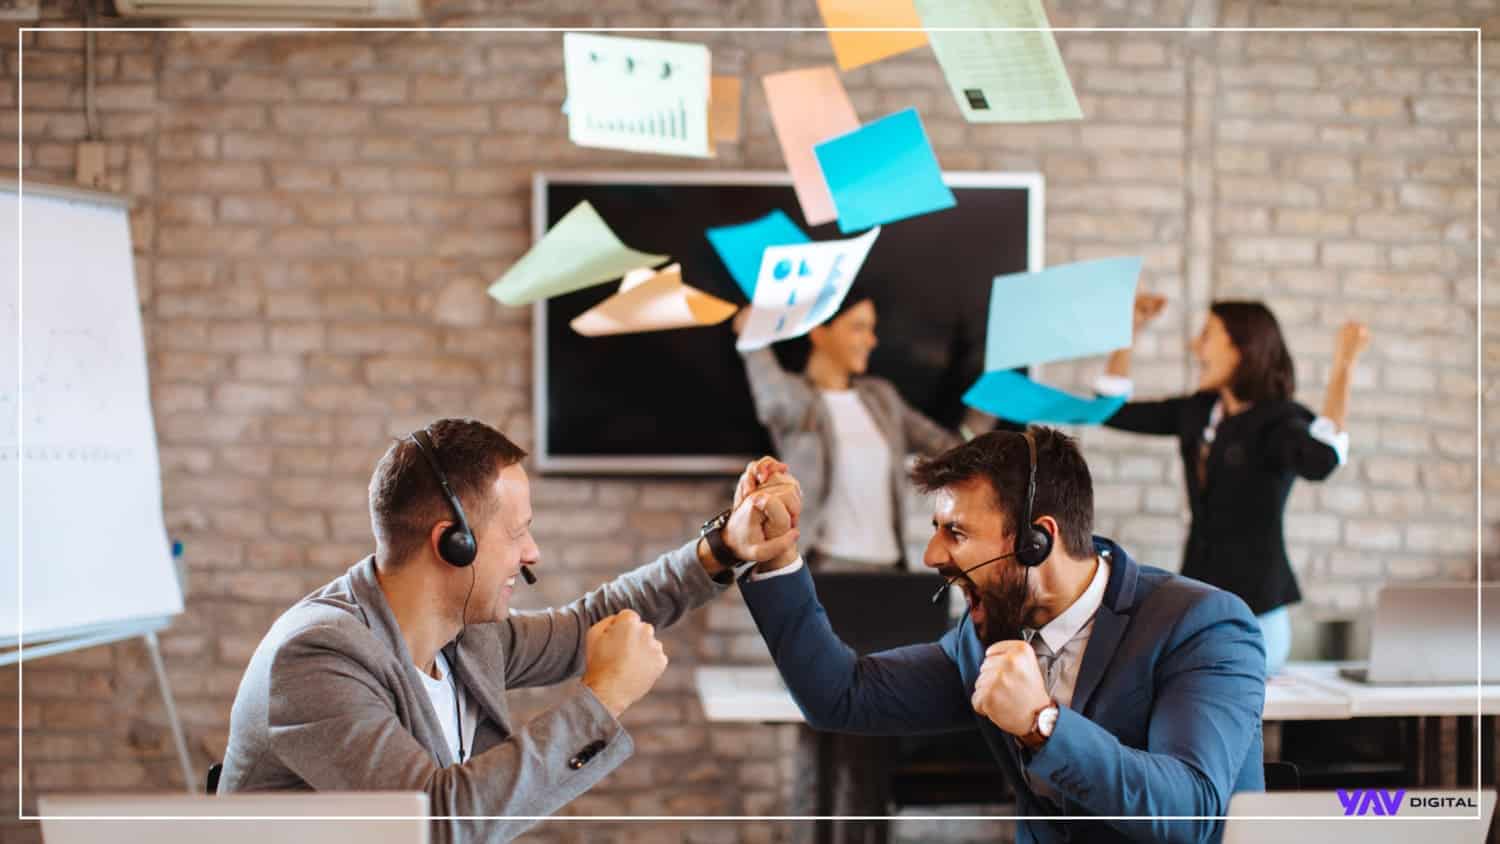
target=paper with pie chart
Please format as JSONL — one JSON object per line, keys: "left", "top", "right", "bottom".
{"left": 736, "top": 227, "right": 881, "bottom": 352}
{"left": 570, "top": 264, "right": 737, "bottom": 337}
{"left": 563, "top": 32, "right": 713, "bottom": 158}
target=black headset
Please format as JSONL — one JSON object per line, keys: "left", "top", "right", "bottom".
{"left": 1014, "top": 428, "right": 1054, "bottom": 568}
{"left": 408, "top": 428, "right": 478, "bottom": 568}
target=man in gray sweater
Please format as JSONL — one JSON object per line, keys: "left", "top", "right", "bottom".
{"left": 219, "top": 418, "right": 801, "bottom": 843}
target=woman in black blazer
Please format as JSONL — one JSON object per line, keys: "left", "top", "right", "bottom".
{"left": 1100, "top": 297, "right": 1369, "bottom": 673}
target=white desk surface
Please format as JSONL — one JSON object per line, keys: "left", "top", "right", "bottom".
{"left": 696, "top": 663, "right": 1359, "bottom": 723}
{"left": 1282, "top": 661, "right": 1500, "bottom": 717}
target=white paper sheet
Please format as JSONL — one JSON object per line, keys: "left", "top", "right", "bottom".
{"left": 736, "top": 227, "right": 881, "bottom": 351}
{"left": 563, "top": 32, "right": 713, "bottom": 158}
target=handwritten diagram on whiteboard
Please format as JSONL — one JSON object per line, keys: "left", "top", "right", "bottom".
{"left": 1, "top": 186, "right": 182, "bottom": 643}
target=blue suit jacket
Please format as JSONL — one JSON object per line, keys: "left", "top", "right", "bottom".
{"left": 739, "top": 537, "right": 1266, "bottom": 844}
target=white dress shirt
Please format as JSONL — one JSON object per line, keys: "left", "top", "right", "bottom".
{"left": 1022, "top": 555, "right": 1111, "bottom": 709}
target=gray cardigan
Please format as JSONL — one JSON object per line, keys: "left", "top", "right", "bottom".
{"left": 739, "top": 348, "right": 961, "bottom": 557}
{"left": 219, "top": 539, "right": 726, "bottom": 843}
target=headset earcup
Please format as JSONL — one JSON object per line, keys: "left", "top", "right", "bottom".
{"left": 440, "top": 525, "right": 477, "bottom": 567}
{"left": 1020, "top": 524, "right": 1053, "bottom": 567}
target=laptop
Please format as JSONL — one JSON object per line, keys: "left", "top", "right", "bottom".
{"left": 813, "top": 570, "right": 953, "bottom": 655}
{"left": 1224, "top": 790, "right": 1496, "bottom": 844}
{"left": 1338, "top": 583, "right": 1500, "bottom": 685}
{"left": 39, "top": 792, "right": 429, "bottom": 844}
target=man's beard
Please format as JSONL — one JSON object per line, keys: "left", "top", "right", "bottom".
{"left": 954, "top": 564, "right": 1031, "bottom": 647}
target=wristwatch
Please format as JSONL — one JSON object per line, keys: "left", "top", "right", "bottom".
{"left": 1019, "top": 699, "right": 1060, "bottom": 752}
{"left": 699, "top": 508, "right": 741, "bottom": 584}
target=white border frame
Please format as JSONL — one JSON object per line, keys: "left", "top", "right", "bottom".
{"left": 531, "top": 169, "right": 1045, "bottom": 475}
{"left": 11, "top": 23, "right": 1482, "bottom": 827}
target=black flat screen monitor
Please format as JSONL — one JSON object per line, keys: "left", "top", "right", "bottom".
{"left": 533, "top": 171, "right": 1043, "bottom": 474}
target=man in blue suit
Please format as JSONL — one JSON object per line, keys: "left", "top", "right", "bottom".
{"left": 738, "top": 427, "right": 1267, "bottom": 843}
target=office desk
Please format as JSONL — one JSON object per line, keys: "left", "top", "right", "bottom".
{"left": 1282, "top": 661, "right": 1500, "bottom": 795}
{"left": 1282, "top": 662, "right": 1500, "bottom": 717}
{"left": 695, "top": 664, "right": 1353, "bottom": 723}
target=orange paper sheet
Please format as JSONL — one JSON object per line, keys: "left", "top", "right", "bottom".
{"left": 762, "top": 67, "right": 860, "bottom": 227}
{"left": 570, "top": 264, "right": 737, "bottom": 337}
{"left": 817, "top": 0, "right": 929, "bottom": 71}
{"left": 710, "top": 75, "right": 742, "bottom": 145}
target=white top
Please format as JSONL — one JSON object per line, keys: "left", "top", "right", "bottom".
{"left": 418, "top": 650, "right": 476, "bottom": 764}
{"left": 814, "top": 390, "right": 902, "bottom": 564}
{"left": 1022, "top": 555, "right": 1110, "bottom": 708}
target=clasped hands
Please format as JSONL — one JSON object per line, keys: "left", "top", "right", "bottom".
{"left": 723, "top": 456, "right": 804, "bottom": 569}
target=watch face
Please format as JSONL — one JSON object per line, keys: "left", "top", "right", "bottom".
{"left": 1038, "top": 706, "right": 1059, "bottom": 736}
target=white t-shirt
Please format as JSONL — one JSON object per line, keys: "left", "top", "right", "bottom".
{"left": 418, "top": 650, "right": 476, "bottom": 764}
{"left": 815, "top": 390, "right": 902, "bottom": 564}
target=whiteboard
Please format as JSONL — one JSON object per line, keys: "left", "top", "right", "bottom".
{"left": 1, "top": 180, "right": 183, "bottom": 644}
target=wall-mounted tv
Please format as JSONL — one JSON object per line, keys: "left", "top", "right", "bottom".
{"left": 533, "top": 170, "right": 1043, "bottom": 475}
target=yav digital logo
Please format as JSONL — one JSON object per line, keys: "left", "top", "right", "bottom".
{"left": 1337, "top": 789, "right": 1479, "bottom": 815}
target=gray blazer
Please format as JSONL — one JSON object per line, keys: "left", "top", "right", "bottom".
{"left": 740, "top": 348, "right": 961, "bottom": 556}
{"left": 219, "top": 539, "right": 726, "bottom": 843}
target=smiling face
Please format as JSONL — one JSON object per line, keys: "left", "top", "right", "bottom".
{"left": 461, "top": 462, "right": 538, "bottom": 624}
{"left": 922, "top": 477, "right": 1036, "bottom": 646}
{"left": 1193, "top": 312, "right": 1242, "bottom": 393}
{"left": 809, "top": 299, "right": 878, "bottom": 376}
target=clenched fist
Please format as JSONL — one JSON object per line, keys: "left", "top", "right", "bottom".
{"left": 971, "top": 640, "right": 1053, "bottom": 737}
{"left": 581, "top": 610, "right": 669, "bottom": 718}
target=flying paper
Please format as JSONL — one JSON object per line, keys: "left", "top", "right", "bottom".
{"left": 762, "top": 67, "right": 861, "bottom": 226}
{"left": 963, "top": 370, "right": 1126, "bottom": 425}
{"left": 736, "top": 227, "right": 881, "bottom": 352}
{"left": 814, "top": 108, "right": 955, "bottom": 233}
{"left": 913, "top": 0, "right": 1083, "bottom": 123}
{"left": 710, "top": 75, "right": 743, "bottom": 145}
{"left": 570, "top": 264, "right": 737, "bottom": 336}
{"left": 705, "top": 210, "right": 811, "bottom": 300}
{"left": 563, "top": 32, "right": 712, "bottom": 157}
{"left": 816, "top": 0, "right": 929, "bottom": 71}
{"left": 488, "top": 200, "right": 668, "bottom": 306}
{"left": 982, "top": 256, "right": 1142, "bottom": 371}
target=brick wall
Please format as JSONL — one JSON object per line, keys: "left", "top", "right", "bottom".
{"left": 2, "top": 1, "right": 1493, "bottom": 842}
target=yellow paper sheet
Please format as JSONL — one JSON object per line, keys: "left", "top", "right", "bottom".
{"left": 762, "top": 67, "right": 861, "bottom": 226}
{"left": 709, "top": 75, "right": 742, "bottom": 145}
{"left": 912, "top": 0, "right": 1082, "bottom": 123}
{"left": 817, "top": 0, "right": 929, "bottom": 71}
{"left": 488, "top": 200, "right": 668, "bottom": 307}
{"left": 570, "top": 264, "right": 737, "bottom": 336}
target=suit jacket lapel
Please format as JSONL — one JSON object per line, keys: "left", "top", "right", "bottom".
{"left": 449, "top": 633, "right": 513, "bottom": 738}
{"left": 1070, "top": 542, "right": 1140, "bottom": 715}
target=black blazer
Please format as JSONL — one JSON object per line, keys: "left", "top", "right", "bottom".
{"left": 1104, "top": 391, "right": 1341, "bottom": 615}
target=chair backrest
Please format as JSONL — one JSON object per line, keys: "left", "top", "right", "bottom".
{"left": 1263, "top": 760, "right": 1300, "bottom": 791}
{"left": 206, "top": 762, "right": 222, "bottom": 794}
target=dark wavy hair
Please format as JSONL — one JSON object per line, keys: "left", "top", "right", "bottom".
{"left": 910, "top": 426, "right": 1094, "bottom": 559}
{"left": 1212, "top": 301, "right": 1295, "bottom": 403}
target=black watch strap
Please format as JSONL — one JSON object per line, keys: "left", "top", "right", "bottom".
{"left": 700, "top": 508, "right": 740, "bottom": 583}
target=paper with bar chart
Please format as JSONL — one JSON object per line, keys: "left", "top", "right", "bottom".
{"left": 736, "top": 227, "right": 881, "bottom": 352}
{"left": 563, "top": 32, "right": 713, "bottom": 158}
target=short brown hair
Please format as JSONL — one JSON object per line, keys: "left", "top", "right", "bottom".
{"left": 910, "top": 426, "right": 1094, "bottom": 559}
{"left": 368, "top": 418, "right": 527, "bottom": 565}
